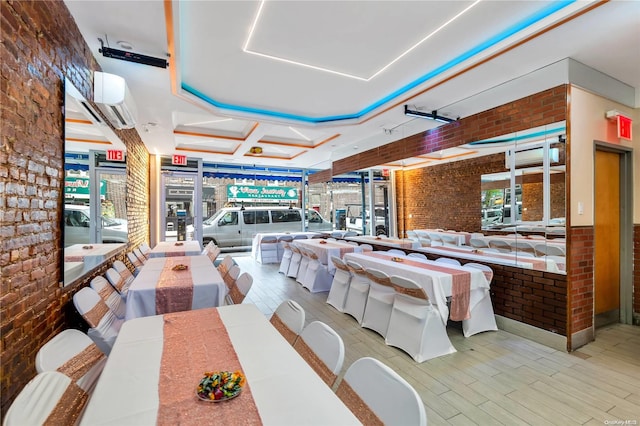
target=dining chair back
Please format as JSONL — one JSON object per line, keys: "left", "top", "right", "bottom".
{"left": 138, "top": 242, "right": 151, "bottom": 259}
{"left": 112, "top": 260, "right": 134, "bottom": 286}
{"left": 228, "top": 271, "right": 253, "bottom": 304}
{"left": 440, "top": 234, "right": 459, "bottom": 247}
{"left": 405, "top": 230, "right": 418, "bottom": 240}
{"left": 459, "top": 264, "right": 498, "bottom": 337}
{"left": 418, "top": 236, "right": 432, "bottom": 247}
{"left": 223, "top": 264, "right": 241, "bottom": 290}
{"left": 217, "top": 254, "right": 234, "bottom": 278}
{"left": 293, "top": 321, "right": 345, "bottom": 387}
{"left": 385, "top": 275, "right": 456, "bottom": 362}
{"left": 342, "top": 260, "right": 370, "bottom": 324}
{"left": 326, "top": 256, "right": 352, "bottom": 312}
{"left": 427, "top": 233, "right": 443, "bottom": 246}
{"left": 359, "top": 243, "right": 373, "bottom": 251}
{"left": 286, "top": 245, "right": 303, "bottom": 278}
{"left": 346, "top": 241, "right": 359, "bottom": 246}
{"left": 386, "top": 249, "right": 406, "bottom": 257}
{"left": 301, "top": 250, "right": 333, "bottom": 293}
{"left": 3, "top": 371, "right": 92, "bottom": 426}
{"left": 277, "top": 235, "right": 293, "bottom": 263}
{"left": 336, "top": 357, "right": 426, "bottom": 426}
{"left": 105, "top": 267, "right": 131, "bottom": 298}
{"left": 463, "top": 263, "right": 494, "bottom": 284}
{"left": 270, "top": 300, "right": 305, "bottom": 345}
{"left": 89, "top": 275, "right": 126, "bottom": 319}
{"left": 361, "top": 268, "right": 395, "bottom": 338}
{"left": 296, "top": 247, "right": 312, "bottom": 284}
{"left": 35, "top": 329, "right": 106, "bottom": 392}
{"left": 259, "top": 235, "right": 279, "bottom": 264}
{"left": 73, "top": 287, "right": 123, "bottom": 355}
{"left": 488, "top": 239, "right": 512, "bottom": 253}
{"left": 126, "top": 251, "right": 143, "bottom": 274}
{"left": 407, "top": 252, "right": 428, "bottom": 260}
{"left": 511, "top": 240, "right": 536, "bottom": 256}
{"left": 469, "top": 238, "right": 490, "bottom": 249}
{"left": 133, "top": 247, "right": 147, "bottom": 264}
{"left": 434, "top": 257, "right": 461, "bottom": 266}
{"left": 535, "top": 243, "right": 566, "bottom": 257}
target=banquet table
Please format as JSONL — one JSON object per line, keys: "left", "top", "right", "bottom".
{"left": 148, "top": 241, "right": 202, "bottom": 258}
{"left": 344, "top": 235, "right": 420, "bottom": 249}
{"left": 125, "top": 255, "right": 226, "bottom": 320}
{"left": 79, "top": 304, "right": 361, "bottom": 426}
{"left": 251, "top": 232, "right": 320, "bottom": 263}
{"left": 64, "top": 243, "right": 126, "bottom": 263}
{"left": 293, "top": 238, "right": 362, "bottom": 274}
{"left": 476, "top": 235, "right": 566, "bottom": 250}
{"left": 344, "top": 251, "right": 489, "bottom": 325}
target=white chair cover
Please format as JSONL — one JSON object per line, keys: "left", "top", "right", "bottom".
{"left": 133, "top": 247, "right": 147, "bottom": 264}
{"left": 336, "top": 357, "right": 426, "bottom": 426}
{"left": 89, "top": 275, "right": 126, "bottom": 319}
{"left": 286, "top": 246, "right": 303, "bottom": 278}
{"left": 73, "top": 287, "right": 123, "bottom": 355}
{"left": 301, "top": 251, "right": 333, "bottom": 293}
{"left": 293, "top": 321, "right": 345, "bottom": 387}
{"left": 511, "top": 240, "right": 536, "bottom": 255}
{"left": 407, "top": 252, "right": 428, "bottom": 260}
{"left": 105, "top": 267, "right": 130, "bottom": 298}
{"left": 277, "top": 235, "right": 293, "bottom": 263}
{"left": 342, "top": 260, "right": 370, "bottom": 324}
{"left": 228, "top": 271, "right": 253, "bottom": 304}
{"left": 296, "top": 248, "right": 311, "bottom": 284}
{"left": 138, "top": 242, "right": 151, "bottom": 258}
{"left": 470, "top": 238, "right": 490, "bottom": 248}
{"left": 386, "top": 249, "right": 406, "bottom": 256}
{"left": 461, "top": 263, "right": 498, "bottom": 337}
{"left": 427, "top": 233, "right": 444, "bottom": 246}
{"left": 217, "top": 255, "right": 234, "bottom": 279}
{"left": 440, "top": 234, "right": 459, "bottom": 247}
{"left": 359, "top": 244, "right": 373, "bottom": 251}
{"left": 259, "top": 236, "right": 280, "bottom": 264}
{"left": 270, "top": 300, "right": 305, "bottom": 345}
{"left": 385, "top": 275, "right": 456, "bottom": 362}
{"left": 418, "top": 237, "right": 432, "bottom": 247}
{"left": 126, "top": 251, "right": 142, "bottom": 275}
{"left": 434, "top": 257, "right": 461, "bottom": 266}
{"left": 361, "top": 268, "right": 395, "bottom": 338}
{"left": 3, "top": 371, "right": 90, "bottom": 426}
{"left": 326, "top": 256, "right": 352, "bottom": 312}
{"left": 278, "top": 242, "right": 293, "bottom": 274}
{"left": 488, "top": 239, "right": 512, "bottom": 253}
{"left": 35, "top": 329, "right": 106, "bottom": 392}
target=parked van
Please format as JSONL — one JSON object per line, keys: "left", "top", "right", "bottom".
{"left": 192, "top": 207, "right": 332, "bottom": 247}
{"left": 64, "top": 204, "right": 128, "bottom": 247}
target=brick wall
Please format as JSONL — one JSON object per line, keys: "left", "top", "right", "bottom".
{"left": 0, "top": 0, "right": 149, "bottom": 414}
{"left": 568, "top": 227, "right": 595, "bottom": 334}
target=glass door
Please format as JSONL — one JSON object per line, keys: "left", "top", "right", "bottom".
{"left": 161, "top": 171, "right": 201, "bottom": 242}
{"left": 93, "top": 167, "right": 128, "bottom": 244}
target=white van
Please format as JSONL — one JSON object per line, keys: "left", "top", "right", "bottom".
{"left": 64, "top": 204, "right": 128, "bottom": 247}
{"left": 193, "top": 207, "right": 332, "bottom": 247}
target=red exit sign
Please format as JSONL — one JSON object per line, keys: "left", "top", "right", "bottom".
{"left": 106, "top": 150, "right": 125, "bottom": 162}
{"left": 172, "top": 154, "right": 187, "bottom": 166}
{"left": 618, "top": 115, "right": 632, "bottom": 140}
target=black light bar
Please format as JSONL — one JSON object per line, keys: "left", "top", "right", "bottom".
{"left": 100, "top": 46, "right": 168, "bottom": 69}
{"left": 404, "top": 105, "right": 456, "bottom": 123}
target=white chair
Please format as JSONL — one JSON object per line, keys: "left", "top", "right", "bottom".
{"left": 3, "top": 371, "right": 91, "bottom": 426}
{"left": 326, "top": 256, "right": 352, "bottom": 312}
{"left": 385, "top": 275, "right": 456, "bottom": 362}
{"left": 286, "top": 245, "right": 303, "bottom": 278}
{"left": 105, "top": 267, "right": 131, "bottom": 298}
{"left": 204, "top": 242, "right": 221, "bottom": 263}
{"left": 535, "top": 243, "right": 566, "bottom": 257}
{"left": 488, "top": 239, "right": 512, "bottom": 253}
{"left": 461, "top": 263, "right": 498, "bottom": 337}
{"left": 336, "top": 357, "right": 426, "bottom": 426}
{"left": 223, "top": 264, "right": 241, "bottom": 291}
{"left": 386, "top": 249, "right": 406, "bottom": 257}
{"left": 293, "top": 321, "right": 345, "bottom": 387}
{"left": 259, "top": 235, "right": 279, "bottom": 264}
{"left": 133, "top": 247, "right": 147, "bottom": 264}
{"left": 359, "top": 243, "right": 373, "bottom": 251}
{"left": 301, "top": 251, "right": 333, "bottom": 293}
{"left": 126, "top": 251, "right": 143, "bottom": 275}
{"left": 406, "top": 230, "right": 418, "bottom": 240}
{"left": 138, "top": 242, "right": 151, "bottom": 259}
{"left": 89, "top": 276, "right": 126, "bottom": 319}
{"left": 277, "top": 235, "right": 293, "bottom": 262}
{"left": 435, "top": 257, "right": 461, "bottom": 266}
{"left": 73, "top": 287, "right": 123, "bottom": 355}
{"left": 112, "top": 260, "right": 134, "bottom": 290}
{"left": 427, "top": 233, "right": 444, "bottom": 246}
{"left": 278, "top": 242, "right": 294, "bottom": 274}
{"left": 270, "top": 300, "right": 305, "bottom": 345}
{"left": 227, "top": 271, "right": 253, "bottom": 304}
{"left": 407, "top": 252, "right": 428, "bottom": 260}
{"left": 469, "top": 238, "right": 489, "bottom": 249}
{"left": 440, "top": 234, "right": 459, "bottom": 247}
{"left": 296, "top": 247, "right": 312, "bottom": 284}
{"left": 346, "top": 241, "right": 359, "bottom": 246}
{"left": 545, "top": 255, "right": 566, "bottom": 272}
{"left": 511, "top": 240, "right": 536, "bottom": 256}
{"left": 343, "top": 231, "right": 357, "bottom": 237}
{"left": 342, "top": 261, "right": 370, "bottom": 324}
{"left": 35, "top": 329, "right": 106, "bottom": 393}
{"left": 361, "top": 268, "right": 394, "bottom": 338}
{"left": 217, "top": 254, "right": 234, "bottom": 279}
{"left": 418, "top": 236, "right": 432, "bottom": 247}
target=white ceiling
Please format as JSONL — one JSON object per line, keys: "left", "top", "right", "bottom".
{"left": 64, "top": 0, "right": 640, "bottom": 172}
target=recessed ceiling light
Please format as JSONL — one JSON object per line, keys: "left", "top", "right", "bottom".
{"left": 116, "top": 40, "right": 134, "bottom": 50}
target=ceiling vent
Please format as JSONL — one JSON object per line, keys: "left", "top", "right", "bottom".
{"left": 505, "top": 147, "right": 559, "bottom": 168}
{"left": 93, "top": 71, "right": 137, "bottom": 129}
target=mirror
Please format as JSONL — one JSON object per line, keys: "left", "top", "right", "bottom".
{"left": 63, "top": 78, "right": 128, "bottom": 285}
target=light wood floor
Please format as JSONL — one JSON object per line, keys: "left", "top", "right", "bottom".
{"left": 232, "top": 254, "right": 640, "bottom": 425}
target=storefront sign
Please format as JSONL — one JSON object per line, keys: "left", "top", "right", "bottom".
{"left": 227, "top": 185, "right": 298, "bottom": 201}
{"left": 65, "top": 177, "right": 106, "bottom": 198}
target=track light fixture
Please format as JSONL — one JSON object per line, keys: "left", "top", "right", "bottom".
{"left": 404, "top": 105, "right": 456, "bottom": 124}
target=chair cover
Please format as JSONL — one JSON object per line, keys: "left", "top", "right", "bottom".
{"left": 89, "top": 275, "right": 126, "bottom": 319}
{"left": 278, "top": 242, "right": 293, "bottom": 274}
{"left": 469, "top": 238, "right": 490, "bottom": 248}
{"left": 126, "top": 251, "right": 142, "bottom": 275}
{"left": 406, "top": 230, "right": 418, "bottom": 240}
{"left": 138, "top": 242, "right": 151, "bottom": 259}
{"left": 286, "top": 246, "right": 303, "bottom": 278}
{"left": 326, "top": 256, "right": 352, "bottom": 312}
{"left": 217, "top": 255, "right": 234, "bottom": 279}
{"left": 440, "top": 234, "right": 459, "bottom": 247}
{"left": 535, "top": 243, "right": 566, "bottom": 257}
{"left": 511, "top": 240, "right": 536, "bottom": 255}
{"left": 385, "top": 275, "right": 456, "bottom": 362}
{"left": 359, "top": 244, "right": 373, "bottom": 252}
{"left": 270, "top": 300, "right": 305, "bottom": 345}
{"left": 35, "top": 329, "right": 106, "bottom": 392}
{"left": 488, "top": 239, "right": 512, "bottom": 253}
{"left": 427, "top": 233, "right": 444, "bottom": 246}
{"left": 228, "top": 271, "right": 253, "bottom": 304}
{"left": 133, "top": 248, "right": 147, "bottom": 264}
{"left": 386, "top": 249, "right": 406, "bottom": 257}
{"left": 277, "top": 235, "right": 293, "bottom": 263}
{"left": 223, "top": 264, "right": 241, "bottom": 290}
{"left": 418, "top": 237, "right": 432, "bottom": 247}
{"left": 105, "top": 267, "right": 130, "bottom": 298}
{"left": 112, "top": 260, "right": 134, "bottom": 291}
{"left": 3, "top": 371, "right": 90, "bottom": 426}
{"left": 461, "top": 263, "right": 498, "bottom": 337}
{"left": 73, "top": 287, "right": 123, "bottom": 355}
{"left": 434, "top": 257, "right": 461, "bottom": 266}
{"left": 296, "top": 248, "right": 311, "bottom": 284}
{"left": 342, "top": 260, "right": 370, "bottom": 324}
{"left": 259, "top": 236, "right": 279, "bottom": 264}
{"left": 361, "top": 268, "right": 395, "bottom": 338}
{"left": 407, "top": 252, "right": 428, "bottom": 260}
{"left": 301, "top": 251, "right": 333, "bottom": 293}
{"left": 293, "top": 321, "right": 344, "bottom": 387}
{"left": 336, "top": 357, "right": 426, "bottom": 426}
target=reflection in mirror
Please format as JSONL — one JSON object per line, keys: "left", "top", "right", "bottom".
{"left": 63, "top": 78, "right": 128, "bottom": 285}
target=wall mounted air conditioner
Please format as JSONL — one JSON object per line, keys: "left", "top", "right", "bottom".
{"left": 93, "top": 71, "right": 137, "bottom": 129}
{"left": 505, "top": 147, "right": 559, "bottom": 168}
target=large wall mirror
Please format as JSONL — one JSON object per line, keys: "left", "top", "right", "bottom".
{"left": 63, "top": 78, "right": 128, "bottom": 285}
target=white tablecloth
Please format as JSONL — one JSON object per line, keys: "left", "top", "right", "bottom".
{"left": 344, "top": 252, "right": 489, "bottom": 325}
{"left": 125, "top": 255, "right": 226, "bottom": 320}
{"left": 294, "top": 239, "right": 362, "bottom": 274}
{"left": 344, "top": 236, "right": 420, "bottom": 249}
{"left": 80, "top": 304, "right": 360, "bottom": 426}
{"left": 251, "top": 232, "right": 320, "bottom": 262}
{"left": 148, "top": 241, "right": 202, "bottom": 258}
{"left": 416, "top": 246, "right": 560, "bottom": 272}
{"left": 415, "top": 230, "right": 471, "bottom": 246}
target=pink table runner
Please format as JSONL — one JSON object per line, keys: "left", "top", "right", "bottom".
{"left": 435, "top": 246, "right": 548, "bottom": 271}
{"left": 158, "top": 308, "right": 262, "bottom": 425}
{"left": 155, "top": 258, "right": 194, "bottom": 315}
{"left": 366, "top": 252, "right": 471, "bottom": 321}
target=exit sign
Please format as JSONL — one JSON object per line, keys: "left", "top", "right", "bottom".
{"left": 617, "top": 115, "right": 632, "bottom": 140}
{"left": 172, "top": 154, "right": 187, "bottom": 166}
{"left": 106, "top": 150, "right": 125, "bottom": 162}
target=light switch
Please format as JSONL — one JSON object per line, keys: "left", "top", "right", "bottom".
{"left": 578, "top": 202, "right": 584, "bottom": 215}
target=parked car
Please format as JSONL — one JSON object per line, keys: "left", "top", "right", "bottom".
{"left": 188, "top": 207, "right": 332, "bottom": 247}
{"left": 346, "top": 207, "right": 388, "bottom": 235}
{"left": 64, "top": 204, "right": 128, "bottom": 247}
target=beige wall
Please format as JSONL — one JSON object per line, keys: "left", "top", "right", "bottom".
{"left": 569, "top": 86, "right": 638, "bottom": 226}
